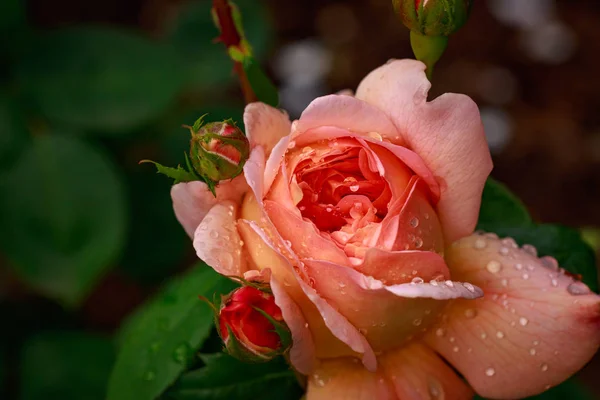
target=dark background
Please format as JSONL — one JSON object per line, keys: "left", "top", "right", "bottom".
{"left": 1, "top": 0, "right": 599, "bottom": 398}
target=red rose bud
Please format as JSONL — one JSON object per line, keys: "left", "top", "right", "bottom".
{"left": 188, "top": 117, "right": 250, "bottom": 193}
{"left": 393, "top": 0, "right": 473, "bottom": 36}
{"left": 218, "top": 285, "right": 292, "bottom": 362}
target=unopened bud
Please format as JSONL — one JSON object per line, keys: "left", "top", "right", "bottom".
{"left": 393, "top": 0, "right": 473, "bottom": 36}
{"left": 188, "top": 118, "right": 249, "bottom": 191}
{"left": 218, "top": 285, "right": 291, "bottom": 362}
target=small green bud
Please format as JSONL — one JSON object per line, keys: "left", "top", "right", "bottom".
{"left": 393, "top": 0, "right": 473, "bottom": 36}
{"left": 188, "top": 117, "right": 250, "bottom": 192}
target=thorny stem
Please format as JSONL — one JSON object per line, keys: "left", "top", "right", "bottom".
{"left": 212, "top": 0, "right": 257, "bottom": 104}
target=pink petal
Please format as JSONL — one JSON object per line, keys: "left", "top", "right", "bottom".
{"left": 425, "top": 233, "right": 600, "bottom": 398}
{"left": 237, "top": 218, "right": 376, "bottom": 369}
{"left": 243, "top": 146, "right": 266, "bottom": 202}
{"left": 296, "top": 95, "right": 401, "bottom": 144}
{"left": 306, "top": 343, "right": 473, "bottom": 400}
{"left": 192, "top": 201, "right": 246, "bottom": 276}
{"left": 170, "top": 176, "right": 248, "bottom": 238}
{"left": 356, "top": 60, "right": 492, "bottom": 242}
{"left": 270, "top": 273, "right": 316, "bottom": 375}
{"left": 244, "top": 102, "right": 292, "bottom": 155}
{"left": 356, "top": 248, "right": 449, "bottom": 285}
{"left": 264, "top": 200, "right": 351, "bottom": 266}
{"left": 303, "top": 258, "right": 482, "bottom": 352}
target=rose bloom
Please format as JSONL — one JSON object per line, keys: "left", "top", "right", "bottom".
{"left": 172, "top": 60, "right": 600, "bottom": 399}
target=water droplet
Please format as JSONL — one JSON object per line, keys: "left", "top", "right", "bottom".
{"left": 302, "top": 146, "right": 313, "bottom": 153}
{"left": 541, "top": 363, "right": 549, "bottom": 372}
{"left": 481, "top": 332, "right": 488, "bottom": 339}
{"left": 522, "top": 244, "right": 538, "bottom": 257}
{"left": 349, "top": 184, "right": 359, "bottom": 192}
{"left": 304, "top": 322, "right": 309, "bottom": 328}
{"left": 428, "top": 379, "right": 443, "bottom": 399}
{"left": 411, "top": 277, "right": 424, "bottom": 284}
{"left": 486, "top": 260, "right": 502, "bottom": 274}
{"left": 325, "top": 207, "right": 332, "bottom": 212}
{"left": 541, "top": 256, "right": 559, "bottom": 270}
{"left": 313, "top": 373, "right": 327, "bottom": 387}
{"left": 368, "top": 131, "right": 383, "bottom": 141}
{"left": 501, "top": 278, "right": 509, "bottom": 287}
{"left": 435, "top": 328, "right": 446, "bottom": 337}
{"left": 453, "top": 346, "right": 460, "bottom": 352}
{"left": 414, "top": 237, "right": 423, "bottom": 248}
{"left": 209, "top": 230, "right": 219, "bottom": 239}
{"left": 519, "top": 317, "right": 529, "bottom": 326}
{"left": 529, "top": 348, "right": 537, "bottom": 356}
{"left": 409, "top": 217, "right": 419, "bottom": 228}
{"left": 445, "top": 280, "right": 454, "bottom": 288}
{"left": 412, "top": 318, "right": 422, "bottom": 326}
{"left": 449, "top": 336, "right": 456, "bottom": 343}
{"left": 474, "top": 238, "right": 487, "bottom": 249}
{"left": 485, "top": 367, "right": 496, "bottom": 377}
{"left": 533, "top": 340, "right": 540, "bottom": 346}
{"left": 173, "top": 343, "right": 192, "bottom": 364}
{"left": 464, "top": 309, "right": 477, "bottom": 319}
{"left": 499, "top": 247, "right": 510, "bottom": 256}
{"left": 496, "top": 331, "right": 505, "bottom": 339}
{"left": 501, "top": 237, "right": 518, "bottom": 248}
{"left": 464, "top": 283, "right": 476, "bottom": 293}
{"left": 239, "top": 240, "right": 244, "bottom": 246}
{"left": 522, "top": 273, "right": 530, "bottom": 280}
{"left": 143, "top": 370, "right": 156, "bottom": 381}
{"left": 514, "top": 263, "right": 523, "bottom": 271}
{"left": 567, "top": 282, "right": 591, "bottom": 295}
{"left": 551, "top": 278, "right": 558, "bottom": 287}
{"left": 430, "top": 279, "right": 439, "bottom": 286}
{"left": 287, "top": 140, "right": 296, "bottom": 149}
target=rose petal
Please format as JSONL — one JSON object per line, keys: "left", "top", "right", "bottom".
{"left": 264, "top": 200, "right": 351, "bottom": 266}
{"left": 270, "top": 274, "right": 316, "bottom": 374}
{"left": 296, "top": 95, "right": 401, "bottom": 143}
{"left": 306, "top": 343, "right": 473, "bottom": 400}
{"left": 425, "top": 234, "right": 600, "bottom": 399}
{"left": 244, "top": 102, "right": 291, "bottom": 155}
{"left": 238, "top": 218, "right": 376, "bottom": 369}
{"left": 243, "top": 146, "right": 266, "bottom": 203}
{"left": 356, "top": 60, "right": 492, "bottom": 242}
{"left": 170, "top": 176, "right": 248, "bottom": 238}
{"left": 303, "top": 258, "right": 482, "bottom": 352}
{"left": 193, "top": 201, "right": 246, "bottom": 276}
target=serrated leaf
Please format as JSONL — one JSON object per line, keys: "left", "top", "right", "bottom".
{"left": 243, "top": 56, "right": 279, "bottom": 107}
{"left": 477, "top": 177, "right": 532, "bottom": 231}
{"left": 20, "top": 331, "right": 115, "bottom": 400}
{"left": 15, "top": 26, "right": 185, "bottom": 132}
{"left": 0, "top": 134, "right": 127, "bottom": 307}
{"left": 108, "top": 265, "right": 236, "bottom": 400}
{"left": 163, "top": 352, "right": 302, "bottom": 400}
{"left": 141, "top": 160, "right": 198, "bottom": 184}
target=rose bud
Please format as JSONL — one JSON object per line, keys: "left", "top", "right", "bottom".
{"left": 218, "top": 285, "right": 292, "bottom": 362}
{"left": 393, "top": 0, "right": 473, "bottom": 37}
{"left": 188, "top": 118, "right": 250, "bottom": 193}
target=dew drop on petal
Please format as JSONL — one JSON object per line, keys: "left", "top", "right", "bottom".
{"left": 567, "top": 282, "right": 591, "bottom": 295}
{"left": 287, "top": 140, "right": 296, "bottom": 149}
{"left": 464, "top": 309, "right": 477, "bottom": 319}
{"left": 414, "top": 237, "right": 423, "bottom": 248}
{"left": 496, "top": 331, "right": 505, "bottom": 339}
{"left": 412, "top": 318, "right": 422, "bottom": 326}
{"left": 514, "top": 263, "right": 523, "bottom": 271}
{"left": 209, "top": 230, "right": 219, "bottom": 239}
{"left": 453, "top": 346, "right": 460, "bottom": 352}
{"left": 474, "top": 238, "right": 487, "bottom": 249}
{"left": 499, "top": 247, "right": 510, "bottom": 256}
{"left": 349, "top": 185, "right": 359, "bottom": 192}
{"left": 485, "top": 367, "right": 496, "bottom": 377}
{"left": 445, "top": 280, "right": 454, "bottom": 288}
{"left": 409, "top": 217, "right": 419, "bottom": 228}
{"left": 529, "top": 348, "right": 537, "bottom": 356}
{"left": 519, "top": 317, "right": 529, "bottom": 326}
{"left": 435, "top": 328, "right": 446, "bottom": 337}
{"left": 411, "top": 277, "right": 424, "bottom": 284}
{"left": 541, "top": 363, "right": 549, "bottom": 372}
{"left": 541, "top": 256, "right": 559, "bottom": 271}
{"left": 486, "top": 260, "right": 502, "bottom": 274}
{"left": 522, "top": 244, "right": 538, "bottom": 257}
{"left": 464, "top": 283, "right": 476, "bottom": 293}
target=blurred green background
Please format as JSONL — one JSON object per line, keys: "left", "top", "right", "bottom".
{"left": 1, "top": 0, "right": 599, "bottom": 399}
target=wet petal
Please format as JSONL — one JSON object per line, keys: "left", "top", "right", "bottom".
{"left": 193, "top": 201, "right": 246, "bottom": 276}
{"left": 356, "top": 60, "right": 492, "bottom": 242}
{"left": 303, "top": 258, "right": 482, "bottom": 352}
{"left": 244, "top": 102, "right": 291, "bottom": 155}
{"left": 306, "top": 343, "right": 473, "bottom": 400}
{"left": 243, "top": 146, "right": 266, "bottom": 202}
{"left": 425, "top": 233, "right": 600, "bottom": 399}
{"left": 170, "top": 176, "right": 248, "bottom": 237}
{"left": 297, "top": 94, "right": 401, "bottom": 143}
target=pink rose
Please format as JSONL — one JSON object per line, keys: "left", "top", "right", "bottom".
{"left": 172, "top": 60, "right": 600, "bottom": 399}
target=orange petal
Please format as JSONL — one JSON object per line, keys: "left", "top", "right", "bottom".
{"left": 425, "top": 233, "right": 600, "bottom": 398}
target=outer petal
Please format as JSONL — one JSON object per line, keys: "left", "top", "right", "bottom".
{"left": 306, "top": 343, "right": 473, "bottom": 400}
{"left": 244, "top": 102, "right": 291, "bottom": 155}
{"left": 170, "top": 176, "right": 248, "bottom": 237}
{"left": 296, "top": 94, "right": 401, "bottom": 142}
{"left": 356, "top": 60, "right": 492, "bottom": 242}
{"left": 193, "top": 201, "right": 246, "bottom": 276}
{"left": 425, "top": 233, "right": 600, "bottom": 399}
{"left": 303, "top": 258, "right": 482, "bottom": 352}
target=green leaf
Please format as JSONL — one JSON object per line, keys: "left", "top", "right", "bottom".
{"left": 163, "top": 352, "right": 303, "bottom": 400}
{"left": 141, "top": 160, "right": 199, "bottom": 184}
{"left": 166, "top": 0, "right": 271, "bottom": 89}
{"left": 20, "top": 331, "right": 115, "bottom": 400}
{"left": 15, "top": 27, "right": 185, "bottom": 132}
{"left": 107, "top": 265, "right": 237, "bottom": 400}
{"left": 0, "top": 92, "right": 30, "bottom": 173}
{"left": 477, "top": 177, "right": 532, "bottom": 231}
{"left": 0, "top": 134, "right": 127, "bottom": 307}
{"left": 489, "top": 224, "right": 598, "bottom": 293}
{"left": 243, "top": 56, "right": 279, "bottom": 107}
